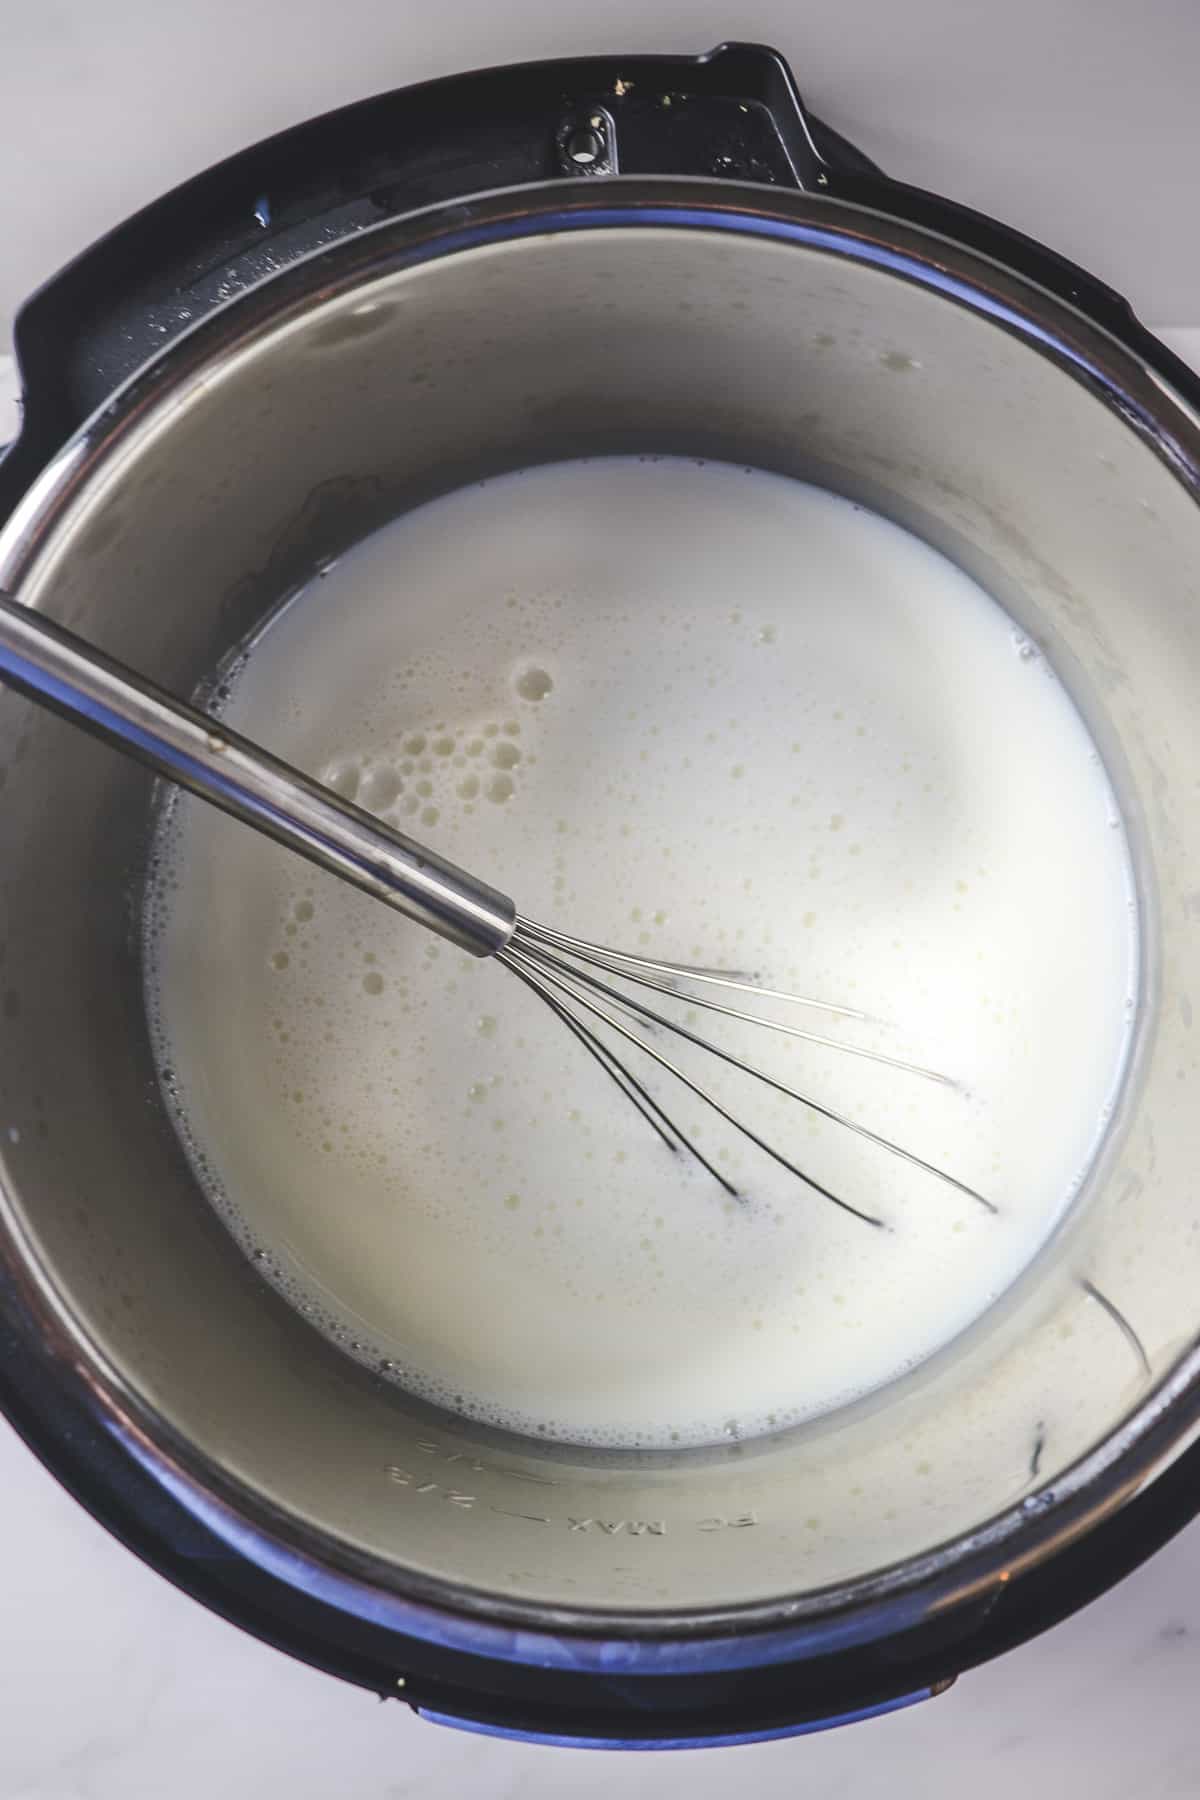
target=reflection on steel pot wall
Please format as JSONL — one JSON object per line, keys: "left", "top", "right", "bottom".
{"left": 1, "top": 39, "right": 1200, "bottom": 1748}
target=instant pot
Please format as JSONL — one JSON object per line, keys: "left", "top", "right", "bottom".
{"left": 2, "top": 43, "right": 1200, "bottom": 1748}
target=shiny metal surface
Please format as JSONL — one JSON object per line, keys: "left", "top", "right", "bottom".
{"left": 0, "top": 590, "right": 515, "bottom": 956}
{"left": 0, "top": 179, "right": 1198, "bottom": 1681}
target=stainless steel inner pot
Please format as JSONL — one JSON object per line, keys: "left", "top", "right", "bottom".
{"left": 2, "top": 178, "right": 1200, "bottom": 1682}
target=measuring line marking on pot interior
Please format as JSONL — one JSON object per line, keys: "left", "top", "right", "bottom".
{"left": 145, "top": 457, "right": 1139, "bottom": 1452}
{"left": 384, "top": 1468, "right": 755, "bottom": 1536}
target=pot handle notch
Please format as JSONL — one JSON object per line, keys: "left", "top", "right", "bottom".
{"left": 0, "top": 41, "right": 847, "bottom": 519}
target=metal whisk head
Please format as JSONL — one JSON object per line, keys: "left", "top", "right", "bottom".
{"left": 0, "top": 590, "right": 995, "bottom": 1231}
{"left": 500, "top": 918, "right": 996, "bottom": 1229}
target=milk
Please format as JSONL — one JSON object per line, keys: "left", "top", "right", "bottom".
{"left": 145, "top": 458, "right": 1138, "bottom": 1448}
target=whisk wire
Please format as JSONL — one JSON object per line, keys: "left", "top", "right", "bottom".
{"left": 503, "top": 940, "right": 888, "bottom": 1228}
{"left": 504, "top": 954, "right": 740, "bottom": 1196}
{"left": 506, "top": 919, "right": 996, "bottom": 1223}
{"left": 514, "top": 918, "right": 870, "bottom": 1020}
{"left": 515, "top": 925, "right": 953, "bottom": 1086}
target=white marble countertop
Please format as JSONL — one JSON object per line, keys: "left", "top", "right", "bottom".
{"left": 2, "top": 6, "right": 1199, "bottom": 1791}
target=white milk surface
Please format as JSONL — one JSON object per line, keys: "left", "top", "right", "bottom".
{"left": 145, "top": 459, "right": 1138, "bottom": 1448}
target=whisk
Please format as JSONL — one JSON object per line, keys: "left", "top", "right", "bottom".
{"left": 0, "top": 589, "right": 993, "bottom": 1228}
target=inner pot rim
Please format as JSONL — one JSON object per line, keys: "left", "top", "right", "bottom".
{"left": 2, "top": 177, "right": 1200, "bottom": 1673}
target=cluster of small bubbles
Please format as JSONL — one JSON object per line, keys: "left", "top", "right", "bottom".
{"left": 314, "top": 699, "right": 539, "bottom": 826}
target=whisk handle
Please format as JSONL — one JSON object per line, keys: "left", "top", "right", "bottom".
{"left": 0, "top": 591, "right": 517, "bottom": 957}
